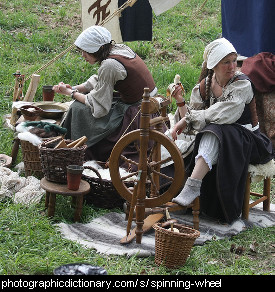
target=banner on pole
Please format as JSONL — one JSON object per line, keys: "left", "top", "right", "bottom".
{"left": 80, "top": 0, "right": 182, "bottom": 42}
{"left": 81, "top": 0, "right": 123, "bottom": 42}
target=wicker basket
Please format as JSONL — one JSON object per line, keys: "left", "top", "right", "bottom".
{"left": 20, "top": 140, "right": 44, "bottom": 178}
{"left": 82, "top": 164, "right": 128, "bottom": 209}
{"left": 153, "top": 223, "right": 200, "bottom": 268}
{"left": 39, "top": 139, "right": 87, "bottom": 183}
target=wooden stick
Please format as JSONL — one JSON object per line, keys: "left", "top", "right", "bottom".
{"left": 44, "top": 136, "right": 63, "bottom": 147}
{"left": 24, "top": 74, "right": 40, "bottom": 102}
{"left": 126, "top": 182, "right": 138, "bottom": 236}
{"left": 54, "top": 139, "right": 68, "bottom": 149}
{"left": 129, "top": 0, "right": 138, "bottom": 7}
{"left": 67, "top": 136, "right": 86, "bottom": 148}
{"left": 10, "top": 107, "right": 19, "bottom": 126}
{"left": 165, "top": 208, "right": 174, "bottom": 231}
{"left": 73, "top": 136, "right": 87, "bottom": 148}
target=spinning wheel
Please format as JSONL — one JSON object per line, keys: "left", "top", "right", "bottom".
{"left": 109, "top": 129, "right": 184, "bottom": 208}
{"left": 109, "top": 88, "right": 185, "bottom": 244}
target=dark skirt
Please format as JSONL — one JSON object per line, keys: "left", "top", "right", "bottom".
{"left": 62, "top": 99, "right": 166, "bottom": 166}
{"left": 85, "top": 104, "right": 142, "bottom": 164}
{"left": 62, "top": 99, "right": 133, "bottom": 148}
{"left": 187, "top": 123, "right": 274, "bottom": 224}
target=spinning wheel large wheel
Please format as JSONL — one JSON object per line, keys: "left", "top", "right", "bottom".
{"left": 109, "top": 129, "right": 185, "bottom": 209}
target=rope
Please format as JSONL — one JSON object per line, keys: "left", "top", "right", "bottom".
{"left": 24, "top": 0, "right": 136, "bottom": 81}
{"left": 25, "top": 44, "right": 75, "bottom": 82}
{"left": 24, "top": 0, "right": 208, "bottom": 81}
{"left": 190, "top": 0, "right": 209, "bottom": 22}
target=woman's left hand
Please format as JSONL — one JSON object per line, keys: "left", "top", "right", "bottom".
{"left": 171, "top": 117, "right": 187, "bottom": 140}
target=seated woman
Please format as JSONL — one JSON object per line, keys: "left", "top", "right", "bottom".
{"left": 53, "top": 25, "right": 157, "bottom": 164}
{"left": 171, "top": 38, "right": 274, "bottom": 224}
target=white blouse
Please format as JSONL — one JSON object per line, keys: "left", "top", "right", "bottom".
{"left": 185, "top": 71, "right": 254, "bottom": 132}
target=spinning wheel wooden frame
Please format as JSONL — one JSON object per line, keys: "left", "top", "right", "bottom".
{"left": 109, "top": 88, "right": 185, "bottom": 244}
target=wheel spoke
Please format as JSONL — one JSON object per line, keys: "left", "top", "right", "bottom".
{"left": 147, "top": 173, "right": 160, "bottom": 196}
{"left": 120, "top": 155, "right": 139, "bottom": 167}
{"left": 147, "top": 140, "right": 157, "bottom": 162}
{"left": 120, "top": 171, "right": 139, "bottom": 182}
{"left": 151, "top": 169, "right": 174, "bottom": 182}
{"left": 149, "top": 156, "right": 173, "bottom": 168}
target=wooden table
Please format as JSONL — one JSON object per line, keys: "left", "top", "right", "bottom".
{"left": 40, "top": 177, "right": 90, "bottom": 222}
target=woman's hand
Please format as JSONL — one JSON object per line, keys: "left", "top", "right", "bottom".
{"left": 172, "top": 84, "right": 184, "bottom": 102}
{"left": 171, "top": 84, "right": 187, "bottom": 119}
{"left": 53, "top": 82, "right": 72, "bottom": 96}
{"left": 171, "top": 117, "right": 187, "bottom": 140}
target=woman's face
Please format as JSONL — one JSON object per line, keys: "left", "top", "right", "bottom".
{"left": 214, "top": 53, "right": 237, "bottom": 80}
{"left": 81, "top": 50, "right": 97, "bottom": 65}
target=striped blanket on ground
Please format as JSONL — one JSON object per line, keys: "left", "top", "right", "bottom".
{"left": 57, "top": 203, "right": 275, "bottom": 257}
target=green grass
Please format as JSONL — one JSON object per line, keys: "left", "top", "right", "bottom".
{"left": 0, "top": 0, "right": 274, "bottom": 275}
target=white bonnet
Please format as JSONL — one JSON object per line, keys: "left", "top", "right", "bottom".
{"left": 74, "top": 26, "right": 112, "bottom": 53}
{"left": 203, "top": 38, "right": 237, "bottom": 69}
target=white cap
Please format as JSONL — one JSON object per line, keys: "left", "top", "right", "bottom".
{"left": 74, "top": 26, "right": 112, "bottom": 53}
{"left": 203, "top": 38, "right": 237, "bottom": 69}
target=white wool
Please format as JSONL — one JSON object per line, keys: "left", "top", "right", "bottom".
{"left": 18, "top": 132, "right": 42, "bottom": 146}
{"left": 83, "top": 160, "right": 137, "bottom": 181}
{"left": 14, "top": 162, "right": 25, "bottom": 175}
{"left": 0, "top": 166, "right": 44, "bottom": 205}
{"left": 13, "top": 176, "right": 44, "bottom": 205}
{"left": 16, "top": 122, "right": 43, "bottom": 146}
{"left": 16, "top": 122, "right": 29, "bottom": 133}
{"left": 248, "top": 160, "right": 275, "bottom": 182}
{"left": 174, "top": 74, "right": 181, "bottom": 84}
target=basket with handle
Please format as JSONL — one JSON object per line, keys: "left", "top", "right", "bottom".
{"left": 153, "top": 222, "right": 200, "bottom": 268}
{"left": 82, "top": 163, "right": 128, "bottom": 209}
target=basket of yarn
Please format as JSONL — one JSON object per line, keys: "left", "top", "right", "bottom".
{"left": 153, "top": 222, "right": 200, "bottom": 268}
{"left": 82, "top": 161, "right": 130, "bottom": 209}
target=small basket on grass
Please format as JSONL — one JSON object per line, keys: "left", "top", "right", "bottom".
{"left": 153, "top": 222, "right": 200, "bottom": 269}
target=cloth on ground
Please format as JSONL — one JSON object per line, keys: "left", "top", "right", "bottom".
{"left": 56, "top": 203, "right": 275, "bottom": 257}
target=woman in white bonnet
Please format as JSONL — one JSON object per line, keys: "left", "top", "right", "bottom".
{"left": 171, "top": 38, "right": 274, "bottom": 223}
{"left": 53, "top": 26, "right": 157, "bottom": 164}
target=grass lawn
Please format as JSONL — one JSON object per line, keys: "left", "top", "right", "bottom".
{"left": 0, "top": 0, "right": 274, "bottom": 276}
